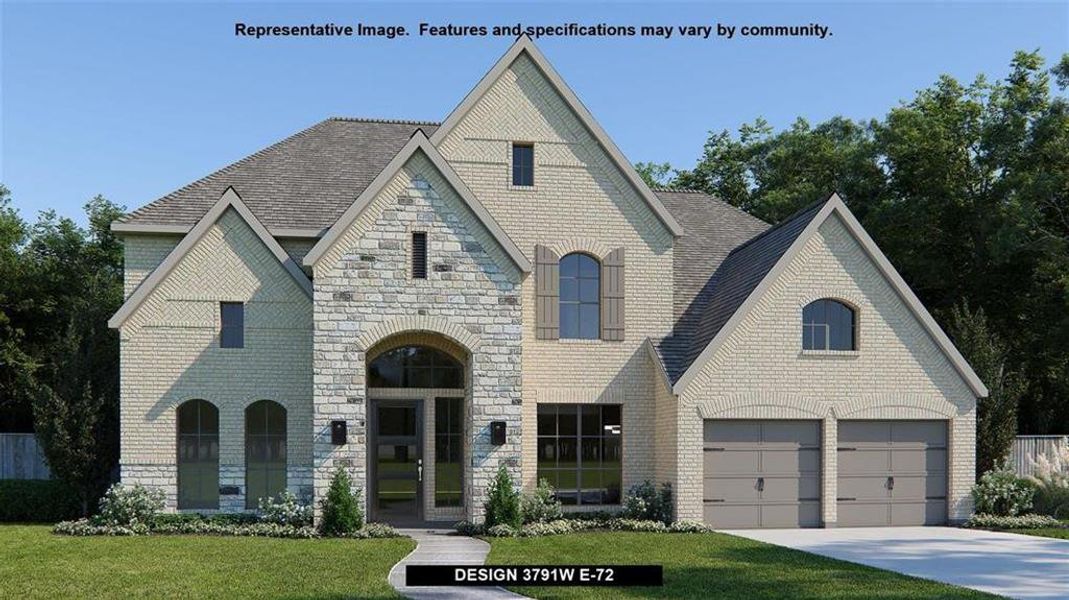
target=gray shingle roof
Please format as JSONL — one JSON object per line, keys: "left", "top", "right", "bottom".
{"left": 118, "top": 118, "right": 439, "bottom": 232}
{"left": 656, "top": 195, "right": 826, "bottom": 382}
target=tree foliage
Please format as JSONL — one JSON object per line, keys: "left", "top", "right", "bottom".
{"left": 666, "top": 50, "right": 1069, "bottom": 435}
{"left": 0, "top": 186, "right": 124, "bottom": 513}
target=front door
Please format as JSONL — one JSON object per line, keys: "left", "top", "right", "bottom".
{"left": 370, "top": 400, "right": 423, "bottom": 524}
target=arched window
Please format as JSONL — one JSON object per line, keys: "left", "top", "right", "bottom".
{"left": 176, "top": 399, "right": 219, "bottom": 509}
{"left": 368, "top": 346, "right": 464, "bottom": 388}
{"left": 802, "top": 299, "right": 857, "bottom": 351}
{"left": 245, "top": 400, "right": 287, "bottom": 508}
{"left": 559, "top": 253, "right": 600, "bottom": 339}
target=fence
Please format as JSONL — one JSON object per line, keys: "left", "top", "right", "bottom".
{"left": 1009, "top": 435, "right": 1068, "bottom": 477}
{"left": 0, "top": 433, "right": 52, "bottom": 480}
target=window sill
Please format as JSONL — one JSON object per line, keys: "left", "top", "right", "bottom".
{"left": 556, "top": 338, "right": 605, "bottom": 345}
{"left": 508, "top": 183, "right": 537, "bottom": 192}
{"left": 800, "top": 349, "right": 860, "bottom": 358}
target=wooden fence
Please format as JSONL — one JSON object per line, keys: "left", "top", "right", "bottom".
{"left": 0, "top": 433, "right": 51, "bottom": 480}
{"left": 1009, "top": 435, "right": 1068, "bottom": 477}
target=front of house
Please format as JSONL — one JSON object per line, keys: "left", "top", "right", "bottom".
{"left": 109, "top": 37, "right": 987, "bottom": 529}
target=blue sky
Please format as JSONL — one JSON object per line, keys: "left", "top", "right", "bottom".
{"left": 2, "top": 1, "right": 1066, "bottom": 225}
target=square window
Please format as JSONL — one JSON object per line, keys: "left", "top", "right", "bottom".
{"left": 512, "top": 143, "right": 534, "bottom": 186}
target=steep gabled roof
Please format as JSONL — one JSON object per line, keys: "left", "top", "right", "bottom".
{"left": 430, "top": 36, "right": 684, "bottom": 238}
{"left": 303, "top": 130, "right": 532, "bottom": 273}
{"left": 114, "top": 118, "right": 439, "bottom": 235}
{"left": 108, "top": 188, "right": 313, "bottom": 329}
{"left": 669, "top": 194, "right": 988, "bottom": 398}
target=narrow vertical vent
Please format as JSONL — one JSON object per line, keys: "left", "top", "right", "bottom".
{"left": 412, "top": 232, "right": 428, "bottom": 279}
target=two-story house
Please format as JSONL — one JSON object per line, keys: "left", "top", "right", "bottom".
{"left": 108, "top": 37, "right": 987, "bottom": 529}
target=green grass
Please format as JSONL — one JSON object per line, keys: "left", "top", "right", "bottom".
{"left": 487, "top": 532, "right": 997, "bottom": 599}
{"left": 1007, "top": 527, "right": 1069, "bottom": 540}
{"left": 0, "top": 525, "right": 414, "bottom": 599}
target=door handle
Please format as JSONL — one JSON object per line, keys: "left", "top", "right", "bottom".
{"left": 417, "top": 459, "right": 423, "bottom": 482}
{"left": 757, "top": 477, "right": 765, "bottom": 492}
{"left": 887, "top": 476, "right": 894, "bottom": 490}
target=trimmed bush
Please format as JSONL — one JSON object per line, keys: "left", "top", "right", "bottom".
{"left": 521, "top": 478, "right": 563, "bottom": 524}
{"left": 972, "top": 467, "right": 1034, "bottom": 516}
{"left": 964, "top": 513, "right": 1062, "bottom": 530}
{"left": 53, "top": 514, "right": 400, "bottom": 539}
{"left": 96, "top": 483, "right": 165, "bottom": 526}
{"left": 486, "top": 523, "right": 517, "bottom": 537}
{"left": 458, "top": 517, "right": 713, "bottom": 538}
{"left": 484, "top": 464, "right": 521, "bottom": 529}
{"left": 259, "top": 490, "right": 313, "bottom": 527}
{"left": 319, "top": 467, "right": 363, "bottom": 536}
{"left": 668, "top": 520, "right": 713, "bottom": 533}
{"left": 622, "top": 481, "right": 673, "bottom": 524}
{"left": 0, "top": 479, "right": 81, "bottom": 523}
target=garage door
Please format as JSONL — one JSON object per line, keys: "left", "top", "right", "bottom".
{"left": 837, "top": 420, "right": 947, "bottom": 527}
{"left": 703, "top": 420, "right": 821, "bottom": 528}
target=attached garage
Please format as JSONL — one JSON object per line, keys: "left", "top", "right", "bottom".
{"left": 703, "top": 420, "right": 821, "bottom": 528}
{"left": 837, "top": 420, "right": 948, "bottom": 527}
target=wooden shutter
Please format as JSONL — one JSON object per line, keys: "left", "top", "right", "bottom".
{"left": 601, "top": 248, "right": 625, "bottom": 341}
{"left": 535, "top": 245, "right": 560, "bottom": 340}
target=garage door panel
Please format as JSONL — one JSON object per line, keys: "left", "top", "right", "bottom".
{"left": 761, "top": 475, "right": 820, "bottom": 502}
{"left": 704, "top": 504, "right": 760, "bottom": 528}
{"left": 762, "top": 421, "right": 820, "bottom": 445}
{"left": 838, "top": 475, "right": 889, "bottom": 500}
{"left": 892, "top": 421, "right": 946, "bottom": 445}
{"left": 703, "top": 477, "right": 760, "bottom": 502}
{"left": 838, "top": 421, "right": 890, "bottom": 445}
{"left": 837, "top": 502, "right": 888, "bottom": 527}
{"left": 704, "top": 421, "right": 761, "bottom": 444}
{"left": 838, "top": 449, "right": 890, "bottom": 472}
{"left": 762, "top": 448, "right": 821, "bottom": 473}
{"left": 704, "top": 449, "right": 759, "bottom": 474}
{"left": 762, "top": 502, "right": 821, "bottom": 528}
{"left": 891, "top": 448, "right": 946, "bottom": 471}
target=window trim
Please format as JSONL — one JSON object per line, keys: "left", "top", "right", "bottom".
{"left": 510, "top": 142, "right": 535, "bottom": 189}
{"left": 801, "top": 298, "right": 858, "bottom": 352}
{"left": 220, "top": 302, "right": 244, "bottom": 349}
{"left": 558, "top": 252, "right": 601, "bottom": 340}
{"left": 536, "top": 403, "right": 622, "bottom": 506}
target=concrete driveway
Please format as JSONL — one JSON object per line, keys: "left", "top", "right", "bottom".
{"left": 724, "top": 526, "right": 1069, "bottom": 599}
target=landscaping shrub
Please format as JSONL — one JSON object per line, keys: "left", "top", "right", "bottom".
{"left": 971, "top": 466, "right": 1034, "bottom": 516}
{"left": 484, "top": 464, "right": 521, "bottom": 529}
{"left": 486, "top": 523, "right": 517, "bottom": 537}
{"left": 668, "top": 520, "right": 713, "bottom": 533}
{"left": 0, "top": 479, "right": 81, "bottom": 522}
{"left": 319, "top": 467, "right": 363, "bottom": 536}
{"left": 53, "top": 514, "right": 400, "bottom": 539}
{"left": 622, "top": 481, "right": 673, "bottom": 524}
{"left": 964, "top": 513, "right": 1062, "bottom": 530}
{"left": 1027, "top": 442, "right": 1069, "bottom": 519}
{"left": 95, "top": 483, "right": 165, "bottom": 526}
{"left": 259, "top": 489, "right": 313, "bottom": 527}
{"left": 457, "top": 516, "right": 712, "bottom": 538}
{"left": 521, "top": 478, "right": 563, "bottom": 524}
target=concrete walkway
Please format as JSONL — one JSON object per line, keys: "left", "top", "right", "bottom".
{"left": 725, "top": 526, "right": 1069, "bottom": 599}
{"left": 388, "top": 528, "right": 525, "bottom": 599}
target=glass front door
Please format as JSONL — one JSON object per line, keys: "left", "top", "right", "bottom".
{"left": 371, "top": 400, "right": 422, "bottom": 523}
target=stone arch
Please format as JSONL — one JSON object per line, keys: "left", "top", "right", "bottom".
{"left": 695, "top": 393, "right": 829, "bottom": 419}
{"left": 357, "top": 315, "right": 480, "bottom": 354}
{"left": 833, "top": 394, "right": 958, "bottom": 419}
{"left": 549, "top": 238, "right": 613, "bottom": 262}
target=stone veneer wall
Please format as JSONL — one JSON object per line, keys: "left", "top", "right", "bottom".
{"left": 675, "top": 215, "right": 977, "bottom": 525}
{"left": 310, "top": 151, "right": 523, "bottom": 522}
{"left": 436, "top": 52, "right": 676, "bottom": 499}
{"left": 118, "top": 208, "right": 314, "bottom": 510}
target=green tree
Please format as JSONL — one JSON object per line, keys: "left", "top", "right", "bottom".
{"left": 949, "top": 302, "right": 1026, "bottom": 476}
{"left": 634, "top": 161, "right": 674, "bottom": 189}
{"left": 319, "top": 467, "right": 363, "bottom": 535}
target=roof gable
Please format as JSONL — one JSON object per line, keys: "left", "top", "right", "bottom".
{"left": 430, "top": 36, "right": 683, "bottom": 238}
{"left": 671, "top": 194, "right": 988, "bottom": 398}
{"left": 303, "top": 131, "right": 532, "bottom": 273}
{"left": 108, "top": 188, "right": 313, "bottom": 329}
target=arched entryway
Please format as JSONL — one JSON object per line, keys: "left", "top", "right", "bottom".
{"left": 366, "top": 333, "right": 468, "bottom": 524}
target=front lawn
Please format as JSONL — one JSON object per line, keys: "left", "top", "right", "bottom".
{"left": 0, "top": 524, "right": 414, "bottom": 599}
{"left": 1007, "top": 526, "right": 1069, "bottom": 540}
{"left": 487, "top": 532, "right": 996, "bottom": 599}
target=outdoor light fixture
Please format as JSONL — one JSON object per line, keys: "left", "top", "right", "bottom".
{"left": 331, "top": 420, "right": 347, "bottom": 445}
{"left": 491, "top": 421, "right": 506, "bottom": 445}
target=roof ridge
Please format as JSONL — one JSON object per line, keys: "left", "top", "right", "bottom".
{"left": 328, "top": 116, "right": 441, "bottom": 126}
{"left": 651, "top": 187, "right": 705, "bottom": 194}
{"left": 119, "top": 118, "right": 335, "bottom": 224}
{"left": 722, "top": 196, "right": 829, "bottom": 258}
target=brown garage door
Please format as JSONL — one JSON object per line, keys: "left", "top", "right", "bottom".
{"left": 837, "top": 420, "right": 948, "bottom": 527}
{"left": 703, "top": 420, "right": 822, "bottom": 529}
